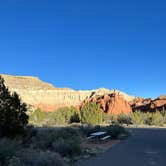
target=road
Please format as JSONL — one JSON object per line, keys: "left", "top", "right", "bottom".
{"left": 80, "top": 128, "right": 166, "bottom": 166}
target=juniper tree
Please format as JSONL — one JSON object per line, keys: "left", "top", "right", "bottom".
{"left": 81, "top": 102, "right": 102, "bottom": 125}
{"left": 0, "top": 76, "right": 29, "bottom": 137}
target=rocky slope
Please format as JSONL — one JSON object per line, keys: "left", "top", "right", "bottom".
{"left": 1, "top": 74, "right": 134, "bottom": 112}
{"left": 131, "top": 96, "right": 166, "bottom": 112}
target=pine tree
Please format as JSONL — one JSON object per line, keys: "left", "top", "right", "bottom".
{"left": 0, "top": 76, "right": 29, "bottom": 137}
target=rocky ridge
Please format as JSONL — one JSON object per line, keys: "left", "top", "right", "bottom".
{"left": 131, "top": 96, "right": 166, "bottom": 112}
{"left": 1, "top": 74, "right": 134, "bottom": 112}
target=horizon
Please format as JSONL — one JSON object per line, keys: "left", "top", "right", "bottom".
{"left": 0, "top": 0, "right": 166, "bottom": 98}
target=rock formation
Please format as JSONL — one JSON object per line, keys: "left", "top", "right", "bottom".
{"left": 1, "top": 74, "right": 134, "bottom": 112}
{"left": 131, "top": 96, "right": 166, "bottom": 112}
{"left": 1, "top": 74, "right": 165, "bottom": 114}
{"left": 81, "top": 93, "right": 132, "bottom": 114}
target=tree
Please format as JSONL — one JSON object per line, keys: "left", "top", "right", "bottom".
{"left": 45, "top": 106, "right": 80, "bottom": 126}
{"left": 29, "top": 108, "right": 46, "bottom": 125}
{"left": 0, "top": 76, "right": 29, "bottom": 137}
{"left": 81, "top": 102, "right": 102, "bottom": 125}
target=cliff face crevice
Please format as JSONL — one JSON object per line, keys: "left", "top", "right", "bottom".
{"left": 1, "top": 74, "right": 134, "bottom": 111}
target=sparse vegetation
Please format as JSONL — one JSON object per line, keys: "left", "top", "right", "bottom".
{"left": 130, "top": 111, "right": 166, "bottom": 126}
{"left": 31, "top": 127, "right": 82, "bottom": 157}
{"left": 0, "top": 124, "right": 129, "bottom": 166}
{"left": 29, "top": 106, "right": 80, "bottom": 126}
{"left": 29, "top": 103, "right": 103, "bottom": 126}
{"left": 103, "top": 111, "right": 166, "bottom": 127}
{"left": 0, "top": 127, "right": 81, "bottom": 166}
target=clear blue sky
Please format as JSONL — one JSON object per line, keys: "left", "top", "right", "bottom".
{"left": 0, "top": 0, "right": 165, "bottom": 98}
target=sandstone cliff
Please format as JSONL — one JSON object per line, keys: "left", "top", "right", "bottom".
{"left": 0, "top": 74, "right": 134, "bottom": 112}
{"left": 81, "top": 93, "right": 132, "bottom": 115}
{"left": 131, "top": 96, "right": 166, "bottom": 112}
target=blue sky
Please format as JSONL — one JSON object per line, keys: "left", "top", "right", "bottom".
{"left": 0, "top": 0, "right": 165, "bottom": 98}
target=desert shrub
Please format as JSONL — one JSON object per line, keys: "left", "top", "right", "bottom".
{"left": 0, "top": 76, "right": 29, "bottom": 137}
{"left": 31, "top": 127, "right": 81, "bottom": 156}
{"left": 55, "top": 107, "right": 72, "bottom": 124}
{"left": 0, "top": 138, "right": 21, "bottom": 165}
{"left": 16, "top": 149, "right": 66, "bottom": 166}
{"left": 22, "top": 125, "right": 37, "bottom": 147}
{"left": 47, "top": 111, "right": 65, "bottom": 125}
{"left": 102, "top": 113, "right": 110, "bottom": 124}
{"left": 81, "top": 102, "right": 103, "bottom": 125}
{"left": 117, "top": 113, "right": 132, "bottom": 125}
{"left": 52, "top": 138, "right": 81, "bottom": 156}
{"left": 130, "top": 111, "right": 144, "bottom": 125}
{"left": 102, "top": 113, "right": 118, "bottom": 124}
{"left": 43, "top": 106, "right": 80, "bottom": 126}
{"left": 29, "top": 109, "right": 46, "bottom": 125}
{"left": 144, "top": 112, "right": 164, "bottom": 126}
{"left": 8, "top": 156, "right": 21, "bottom": 166}
{"left": 70, "top": 107, "right": 81, "bottom": 123}
{"left": 78, "top": 125, "right": 94, "bottom": 137}
{"left": 84, "top": 125, "right": 101, "bottom": 137}
{"left": 143, "top": 112, "right": 152, "bottom": 125}
{"left": 31, "top": 129, "right": 59, "bottom": 150}
{"left": 161, "top": 110, "right": 166, "bottom": 124}
{"left": 129, "top": 111, "right": 166, "bottom": 126}
{"left": 104, "top": 125, "right": 128, "bottom": 139}
{"left": 151, "top": 112, "right": 165, "bottom": 126}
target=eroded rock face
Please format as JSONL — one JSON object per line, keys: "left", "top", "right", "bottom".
{"left": 1, "top": 74, "right": 134, "bottom": 112}
{"left": 131, "top": 96, "right": 166, "bottom": 112}
{"left": 81, "top": 93, "right": 132, "bottom": 115}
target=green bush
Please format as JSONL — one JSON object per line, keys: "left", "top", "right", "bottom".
{"left": 144, "top": 112, "right": 164, "bottom": 126}
{"left": 161, "top": 110, "right": 166, "bottom": 124}
{"left": 117, "top": 113, "right": 132, "bottom": 125}
{"left": 70, "top": 107, "right": 81, "bottom": 123}
{"left": 0, "top": 76, "right": 29, "bottom": 137}
{"left": 47, "top": 107, "right": 80, "bottom": 125}
{"left": 130, "top": 111, "right": 144, "bottom": 125}
{"left": 30, "top": 107, "right": 80, "bottom": 126}
{"left": 29, "top": 109, "right": 47, "bottom": 125}
{"left": 128, "top": 111, "right": 166, "bottom": 126}
{"left": 81, "top": 102, "right": 103, "bottom": 125}
{"left": 104, "top": 125, "right": 128, "bottom": 139}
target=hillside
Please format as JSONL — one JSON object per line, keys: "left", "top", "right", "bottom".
{"left": 0, "top": 74, "right": 134, "bottom": 111}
